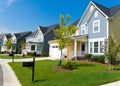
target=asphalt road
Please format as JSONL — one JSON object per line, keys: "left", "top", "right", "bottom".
{"left": 0, "top": 64, "right": 3, "bottom": 86}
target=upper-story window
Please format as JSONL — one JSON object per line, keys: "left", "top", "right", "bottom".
{"left": 95, "top": 10, "right": 99, "bottom": 17}
{"left": 90, "top": 5, "right": 94, "bottom": 11}
{"left": 81, "top": 24, "right": 87, "bottom": 35}
{"left": 93, "top": 20, "right": 100, "bottom": 33}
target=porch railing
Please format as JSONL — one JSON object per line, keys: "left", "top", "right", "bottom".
{"left": 69, "top": 50, "right": 85, "bottom": 59}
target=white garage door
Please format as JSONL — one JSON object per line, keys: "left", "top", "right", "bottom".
{"left": 50, "top": 46, "right": 61, "bottom": 59}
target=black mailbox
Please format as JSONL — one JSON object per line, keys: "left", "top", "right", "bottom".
{"left": 23, "top": 62, "right": 34, "bottom": 67}
{"left": 9, "top": 53, "right": 14, "bottom": 56}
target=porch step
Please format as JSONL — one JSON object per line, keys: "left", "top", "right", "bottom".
{"left": 72, "top": 57, "right": 87, "bottom": 60}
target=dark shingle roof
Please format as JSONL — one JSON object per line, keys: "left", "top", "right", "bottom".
{"left": 0, "top": 33, "right": 11, "bottom": 39}
{"left": 14, "top": 31, "right": 32, "bottom": 39}
{"left": 45, "top": 24, "right": 59, "bottom": 35}
{"left": 39, "top": 26, "right": 48, "bottom": 34}
{"left": 72, "top": 19, "right": 80, "bottom": 26}
{"left": 92, "top": 1, "right": 120, "bottom": 17}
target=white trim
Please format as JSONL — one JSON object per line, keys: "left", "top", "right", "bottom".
{"left": 93, "top": 20, "right": 100, "bottom": 33}
{"left": 106, "top": 19, "right": 109, "bottom": 39}
{"left": 77, "top": 1, "right": 108, "bottom": 27}
{"left": 88, "top": 38, "right": 105, "bottom": 55}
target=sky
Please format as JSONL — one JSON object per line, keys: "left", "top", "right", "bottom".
{"left": 0, "top": 0, "right": 120, "bottom": 33}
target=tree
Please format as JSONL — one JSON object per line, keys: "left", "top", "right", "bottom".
{"left": 54, "top": 14, "right": 77, "bottom": 66}
{"left": 4, "top": 38, "right": 12, "bottom": 53}
{"left": 19, "top": 41, "right": 26, "bottom": 54}
{"left": 104, "top": 36, "right": 120, "bottom": 71}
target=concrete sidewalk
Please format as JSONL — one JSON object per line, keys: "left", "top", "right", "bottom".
{"left": 0, "top": 57, "right": 56, "bottom": 86}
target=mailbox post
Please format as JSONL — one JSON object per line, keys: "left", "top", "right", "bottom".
{"left": 23, "top": 58, "right": 35, "bottom": 82}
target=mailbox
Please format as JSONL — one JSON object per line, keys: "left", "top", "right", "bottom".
{"left": 9, "top": 53, "right": 14, "bottom": 56}
{"left": 23, "top": 62, "right": 34, "bottom": 67}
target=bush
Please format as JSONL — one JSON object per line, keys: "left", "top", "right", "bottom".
{"left": 85, "top": 54, "right": 92, "bottom": 61}
{"left": 61, "top": 60, "right": 78, "bottom": 70}
{"left": 41, "top": 52, "right": 46, "bottom": 57}
{"left": 92, "top": 55, "right": 105, "bottom": 63}
{"left": 27, "top": 52, "right": 34, "bottom": 56}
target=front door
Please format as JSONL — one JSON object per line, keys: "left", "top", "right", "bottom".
{"left": 81, "top": 43, "right": 85, "bottom": 56}
{"left": 36, "top": 45, "right": 41, "bottom": 54}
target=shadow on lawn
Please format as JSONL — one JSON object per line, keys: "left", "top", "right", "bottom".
{"left": 78, "top": 63, "right": 95, "bottom": 67}
{"left": 34, "top": 79, "right": 47, "bottom": 82}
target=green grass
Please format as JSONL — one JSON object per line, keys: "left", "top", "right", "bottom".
{"left": 9, "top": 60, "right": 120, "bottom": 86}
{"left": 0, "top": 54, "right": 33, "bottom": 59}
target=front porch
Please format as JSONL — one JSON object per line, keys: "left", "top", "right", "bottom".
{"left": 68, "top": 35, "right": 88, "bottom": 60}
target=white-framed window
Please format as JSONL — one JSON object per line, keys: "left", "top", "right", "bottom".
{"left": 95, "top": 10, "right": 99, "bottom": 17}
{"left": 90, "top": 5, "right": 94, "bottom": 11}
{"left": 81, "top": 24, "right": 87, "bottom": 35}
{"left": 89, "top": 39, "right": 104, "bottom": 54}
{"left": 94, "top": 42, "right": 98, "bottom": 53}
{"left": 93, "top": 20, "right": 100, "bottom": 33}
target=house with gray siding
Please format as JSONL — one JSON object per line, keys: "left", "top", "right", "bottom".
{"left": 49, "top": 1, "right": 120, "bottom": 59}
{"left": 11, "top": 31, "right": 32, "bottom": 53}
{"left": 25, "top": 24, "right": 59, "bottom": 56}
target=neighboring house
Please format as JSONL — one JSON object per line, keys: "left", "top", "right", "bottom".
{"left": 0, "top": 33, "right": 11, "bottom": 53}
{"left": 25, "top": 24, "right": 59, "bottom": 56}
{"left": 11, "top": 31, "right": 32, "bottom": 53}
{"left": 49, "top": 1, "right": 120, "bottom": 60}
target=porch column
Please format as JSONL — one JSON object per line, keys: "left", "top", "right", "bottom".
{"left": 74, "top": 39, "right": 77, "bottom": 61}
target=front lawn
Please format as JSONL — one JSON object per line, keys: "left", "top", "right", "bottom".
{"left": 9, "top": 60, "right": 120, "bottom": 86}
{"left": 0, "top": 54, "right": 32, "bottom": 59}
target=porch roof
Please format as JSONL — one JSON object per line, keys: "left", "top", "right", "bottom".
{"left": 72, "top": 35, "right": 88, "bottom": 41}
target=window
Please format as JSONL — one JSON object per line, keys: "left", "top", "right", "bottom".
{"left": 90, "top": 42, "right": 93, "bottom": 53}
{"left": 100, "top": 41, "right": 103, "bottom": 53}
{"left": 93, "top": 20, "right": 100, "bottom": 33}
{"left": 94, "top": 42, "right": 98, "bottom": 53}
{"left": 95, "top": 10, "right": 98, "bottom": 17}
{"left": 31, "top": 45, "right": 35, "bottom": 51}
{"left": 90, "top": 5, "right": 94, "bottom": 11}
{"left": 89, "top": 41, "right": 104, "bottom": 54}
{"left": 81, "top": 25, "right": 87, "bottom": 35}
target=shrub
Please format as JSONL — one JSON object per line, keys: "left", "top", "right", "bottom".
{"left": 41, "top": 52, "right": 46, "bottom": 57}
{"left": 61, "top": 60, "right": 78, "bottom": 70}
{"left": 85, "top": 54, "right": 92, "bottom": 61}
{"left": 92, "top": 55, "right": 105, "bottom": 63}
{"left": 27, "top": 52, "right": 34, "bottom": 56}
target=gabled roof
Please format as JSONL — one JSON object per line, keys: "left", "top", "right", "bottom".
{"left": 14, "top": 31, "right": 32, "bottom": 39}
{"left": 39, "top": 26, "right": 48, "bottom": 34}
{"left": 92, "top": 1, "right": 120, "bottom": 17}
{"left": 72, "top": 19, "right": 80, "bottom": 26}
{"left": 0, "top": 33, "right": 11, "bottom": 39}
{"left": 27, "top": 24, "right": 59, "bottom": 38}
{"left": 45, "top": 24, "right": 59, "bottom": 35}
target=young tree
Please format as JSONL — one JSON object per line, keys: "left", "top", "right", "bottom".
{"left": 54, "top": 14, "right": 77, "bottom": 66}
{"left": 4, "top": 38, "right": 12, "bottom": 53}
{"left": 19, "top": 41, "right": 26, "bottom": 54}
{"left": 104, "top": 36, "right": 120, "bottom": 71}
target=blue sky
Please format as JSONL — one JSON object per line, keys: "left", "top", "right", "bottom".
{"left": 0, "top": 0, "right": 120, "bottom": 33}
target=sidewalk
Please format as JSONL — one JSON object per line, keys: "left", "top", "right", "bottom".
{"left": 101, "top": 81, "right": 120, "bottom": 86}
{"left": 0, "top": 57, "right": 56, "bottom": 86}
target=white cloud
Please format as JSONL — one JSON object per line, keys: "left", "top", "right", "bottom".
{"left": 7, "top": 0, "right": 16, "bottom": 6}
